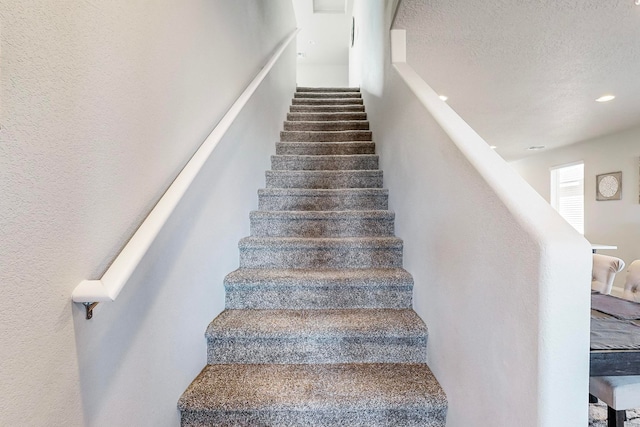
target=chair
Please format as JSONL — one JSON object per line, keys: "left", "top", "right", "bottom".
{"left": 592, "top": 254, "right": 625, "bottom": 294}
{"left": 622, "top": 260, "right": 640, "bottom": 302}
{"left": 589, "top": 377, "right": 640, "bottom": 426}
{"left": 590, "top": 260, "right": 640, "bottom": 427}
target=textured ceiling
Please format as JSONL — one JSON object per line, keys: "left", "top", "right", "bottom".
{"left": 293, "top": 0, "right": 352, "bottom": 65}
{"left": 394, "top": 0, "right": 640, "bottom": 160}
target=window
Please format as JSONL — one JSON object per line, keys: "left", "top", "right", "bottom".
{"left": 550, "top": 163, "right": 584, "bottom": 234}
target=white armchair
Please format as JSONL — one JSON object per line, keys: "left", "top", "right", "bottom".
{"left": 592, "top": 254, "right": 625, "bottom": 294}
{"left": 622, "top": 260, "right": 640, "bottom": 303}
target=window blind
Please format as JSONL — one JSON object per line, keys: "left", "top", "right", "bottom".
{"left": 551, "top": 163, "right": 584, "bottom": 234}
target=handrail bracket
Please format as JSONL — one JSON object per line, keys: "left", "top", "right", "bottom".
{"left": 84, "top": 302, "right": 99, "bottom": 320}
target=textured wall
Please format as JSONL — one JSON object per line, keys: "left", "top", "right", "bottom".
{"left": 511, "top": 125, "right": 640, "bottom": 291}
{"left": 391, "top": 0, "right": 640, "bottom": 161}
{"left": 351, "top": 1, "right": 591, "bottom": 425}
{"left": 0, "top": 1, "right": 296, "bottom": 425}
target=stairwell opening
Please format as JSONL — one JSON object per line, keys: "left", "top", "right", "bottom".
{"left": 178, "top": 88, "right": 447, "bottom": 426}
{"left": 292, "top": 0, "right": 354, "bottom": 88}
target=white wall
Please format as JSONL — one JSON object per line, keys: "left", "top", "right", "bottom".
{"left": 292, "top": 0, "right": 352, "bottom": 88}
{"left": 297, "top": 64, "right": 349, "bottom": 87}
{"left": 352, "top": 1, "right": 591, "bottom": 426}
{"left": 0, "top": 1, "right": 296, "bottom": 426}
{"left": 511, "top": 126, "right": 640, "bottom": 291}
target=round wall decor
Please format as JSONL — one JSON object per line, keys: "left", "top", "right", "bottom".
{"left": 596, "top": 171, "right": 622, "bottom": 201}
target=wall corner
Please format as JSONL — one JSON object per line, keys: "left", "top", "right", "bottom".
{"left": 390, "top": 29, "right": 406, "bottom": 64}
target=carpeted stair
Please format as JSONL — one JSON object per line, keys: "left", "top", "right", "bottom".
{"left": 178, "top": 87, "right": 447, "bottom": 426}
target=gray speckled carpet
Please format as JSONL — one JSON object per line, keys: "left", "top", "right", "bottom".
{"left": 590, "top": 401, "right": 640, "bottom": 426}
{"left": 178, "top": 88, "right": 447, "bottom": 426}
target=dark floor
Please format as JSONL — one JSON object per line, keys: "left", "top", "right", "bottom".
{"left": 590, "top": 401, "right": 640, "bottom": 426}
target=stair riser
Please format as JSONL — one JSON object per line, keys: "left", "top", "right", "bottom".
{"left": 266, "top": 172, "right": 383, "bottom": 189}
{"left": 250, "top": 218, "right": 394, "bottom": 237}
{"left": 294, "top": 92, "right": 362, "bottom": 99}
{"left": 293, "top": 98, "right": 364, "bottom": 105}
{"left": 225, "top": 286, "right": 412, "bottom": 309}
{"left": 239, "top": 247, "right": 403, "bottom": 269}
{"left": 181, "top": 408, "right": 447, "bottom": 427}
{"left": 290, "top": 105, "right": 365, "bottom": 112}
{"left": 287, "top": 112, "right": 367, "bottom": 121}
{"left": 284, "top": 121, "right": 370, "bottom": 131}
{"left": 207, "top": 337, "right": 427, "bottom": 364}
{"left": 276, "top": 142, "right": 375, "bottom": 156}
{"left": 271, "top": 156, "right": 378, "bottom": 171}
{"left": 258, "top": 193, "right": 388, "bottom": 211}
{"left": 281, "top": 131, "right": 372, "bottom": 142}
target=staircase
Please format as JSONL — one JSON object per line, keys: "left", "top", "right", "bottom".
{"left": 178, "top": 87, "right": 447, "bottom": 426}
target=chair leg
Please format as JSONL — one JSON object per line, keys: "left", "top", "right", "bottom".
{"left": 607, "top": 406, "right": 626, "bottom": 427}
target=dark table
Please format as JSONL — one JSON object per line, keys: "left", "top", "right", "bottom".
{"left": 590, "top": 293, "right": 640, "bottom": 376}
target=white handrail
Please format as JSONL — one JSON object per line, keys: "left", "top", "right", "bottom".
{"left": 72, "top": 29, "right": 300, "bottom": 312}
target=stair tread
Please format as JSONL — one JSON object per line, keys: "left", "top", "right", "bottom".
{"left": 281, "top": 130, "right": 372, "bottom": 143}
{"left": 224, "top": 268, "right": 413, "bottom": 310}
{"left": 271, "top": 154, "right": 378, "bottom": 171}
{"left": 225, "top": 267, "right": 413, "bottom": 286}
{"left": 265, "top": 169, "right": 383, "bottom": 183}
{"left": 272, "top": 154, "right": 378, "bottom": 159}
{"left": 258, "top": 188, "right": 388, "bottom": 195}
{"left": 293, "top": 98, "right": 364, "bottom": 102}
{"left": 294, "top": 92, "right": 362, "bottom": 98}
{"left": 257, "top": 188, "right": 389, "bottom": 211}
{"left": 239, "top": 236, "right": 402, "bottom": 248}
{"left": 294, "top": 97, "right": 362, "bottom": 100}
{"left": 276, "top": 141, "right": 375, "bottom": 155}
{"left": 276, "top": 141, "right": 375, "bottom": 146}
{"left": 179, "top": 363, "right": 446, "bottom": 412}
{"left": 283, "top": 121, "right": 370, "bottom": 131}
{"left": 206, "top": 309, "right": 427, "bottom": 338}
{"left": 287, "top": 112, "right": 367, "bottom": 120}
{"left": 297, "top": 87, "right": 361, "bottom": 92}
{"left": 250, "top": 210, "right": 393, "bottom": 220}
{"left": 284, "top": 120, "right": 368, "bottom": 124}
{"left": 281, "top": 130, "right": 372, "bottom": 135}
{"left": 265, "top": 170, "right": 383, "bottom": 189}
{"left": 266, "top": 169, "right": 382, "bottom": 175}
{"left": 290, "top": 105, "right": 365, "bottom": 112}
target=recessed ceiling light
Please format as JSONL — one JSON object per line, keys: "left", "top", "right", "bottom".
{"left": 489, "top": 145, "right": 497, "bottom": 149}
{"left": 527, "top": 145, "right": 546, "bottom": 151}
{"left": 636, "top": 0, "right": 640, "bottom": 5}
{"left": 595, "top": 95, "right": 615, "bottom": 102}
{"left": 439, "top": 95, "right": 448, "bottom": 101}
